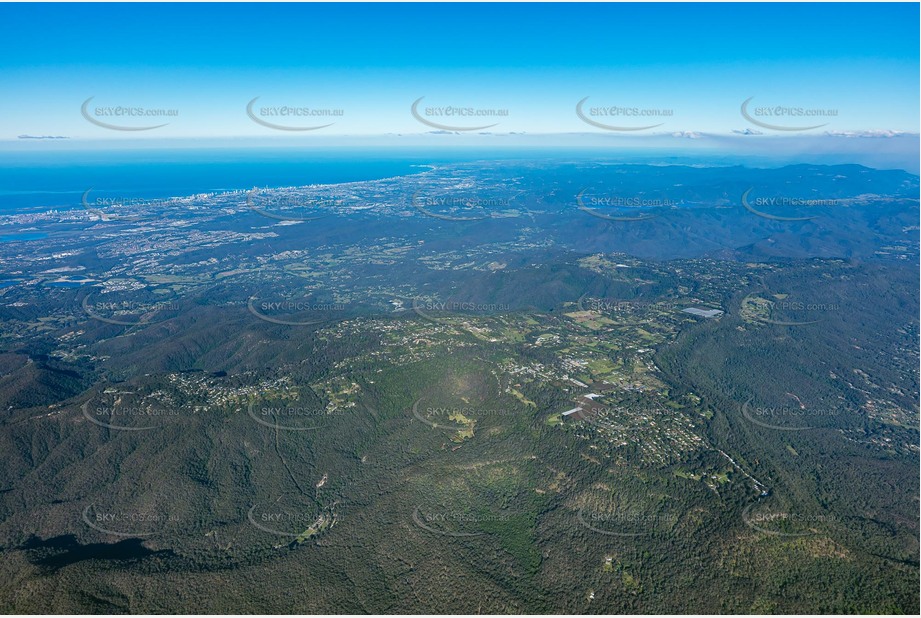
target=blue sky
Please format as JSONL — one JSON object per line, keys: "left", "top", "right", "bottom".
{"left": 1, "top": 2, "right": 918, "bottom": 140}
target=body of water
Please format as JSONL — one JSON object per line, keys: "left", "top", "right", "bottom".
{"left": 0, "top": 148, "right": 439, "bottom": 214}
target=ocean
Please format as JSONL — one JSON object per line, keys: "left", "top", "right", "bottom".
{"left": 0, "top": 148, "right": 447, "bottom": 214}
